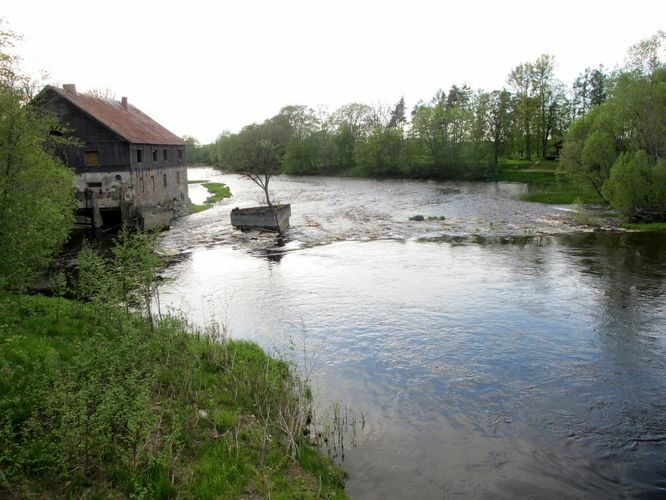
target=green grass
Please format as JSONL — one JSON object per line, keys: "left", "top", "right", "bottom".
{"left": 0, "top": 293, "right": 346, "bottom": 498}
{"left": 497, "top": 159, "right": 603, "bottom": 204}
{"left": 621, "top": 222, "right": 666, "bottom": 231}
{"left": 202, "top": 182, "right": 232, "bottom": 204}
{"left": 190, "top": 203, "right": 210, "bottom": 213}
{"left": 190, "top": 181, "right": 232, "bottom": 213}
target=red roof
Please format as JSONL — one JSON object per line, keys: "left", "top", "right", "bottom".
{"left": 48, "top": 86, "right": 185, "bottom": 146}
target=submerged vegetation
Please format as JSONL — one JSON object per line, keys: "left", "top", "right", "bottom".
{"left": 497, "top": 159, "right": 603, "bottom": 204}
{"left": 190, "top": 181, "right": 232, "bottom": 213}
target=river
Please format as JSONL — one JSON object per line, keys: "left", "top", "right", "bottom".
{"left": 159, "top": 168, "right": 666, "bottom": 499}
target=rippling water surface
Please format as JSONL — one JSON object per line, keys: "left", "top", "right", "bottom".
{"left": 161, "top": 169, "right": 666, "bottom": 498}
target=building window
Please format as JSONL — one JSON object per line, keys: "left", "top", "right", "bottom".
{"left": 163, "top": 173, "right": 168, "bottom": 187}
{"left": 84, "top": 150, "right": 99, "bottom": 166}
{"left": 152, "top": 149, "right": 158, "bottom": 162}
{"left": 140, "top": 177, "right": 145, "bottom": 193}
{"left": 178, "top": 148, "right": 183, "bottom": 161}
{"left": 163, "top": 148, "right": 168, "bottom": 161}
{"left": 136, "top": 148, "right": 143, "bottom": 163}
{"left": 151, "top": 176, "right": 155, "bottom": 191}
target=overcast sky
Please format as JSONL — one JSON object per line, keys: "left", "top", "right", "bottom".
{"left": 4, "top": 0, "right": 664, "bottom": 143}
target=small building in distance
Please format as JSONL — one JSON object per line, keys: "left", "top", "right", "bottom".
{"left": 34, "top": 84, "right": 188, "bottom": 229}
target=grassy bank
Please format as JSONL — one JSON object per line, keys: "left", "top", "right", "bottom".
{"left": 621, "top": 222, "right": 666, "bottom": 231}
{"left": 497, "top": 159, "right": 603, "bottom": 204}
{"left": 190, "top": 181, "right": 232, "bottom": 213}
{"left": 496, "top": 161, "right": 666, "bottom": 230}
{"left": 0, "top": 293, "right": 345, "bottom": 498}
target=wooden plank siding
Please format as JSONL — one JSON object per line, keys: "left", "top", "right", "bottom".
{"left": 33, "top": 85, "right": 189, "bottom": 224}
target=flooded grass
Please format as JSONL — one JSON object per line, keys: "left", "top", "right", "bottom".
{"left": 189, "top": 181, "right": 232, "bottom": 213}
{"left": 498, "top": 159, "right": 603, "bottom": 204}
{"left": 622, "top": 221, "right": 666, "bottom": 231}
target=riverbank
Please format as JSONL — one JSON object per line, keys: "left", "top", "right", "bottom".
{"left": 0, "top": 293, "right": 346, "bottom": 498}
{"left": 496, "top": 161, "right": 666, "bottom": 231}
{"left": 496, "top": 159, "right": 603, "bottom": 204}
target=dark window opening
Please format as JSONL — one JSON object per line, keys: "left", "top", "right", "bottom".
{"left": 152, "top": 149, "right": 158, "bottom": 162}
{"left": 151, "top": 176, "right": 155, "bottom": 191}
{"left": 84, "top": 151, "right": 99, "bottom": 166}
{"left": 163, "top": 173, "right": 167, "bottom": 187}
{"left": 136, "top": 148, "right": 143, "bottom": 163}
{"left": 163, "top": 148, "right": 168, "bottom": 161}
{"left": 140, "top": 177, "right": 145, "bottom": 193}
{"left": 86, "top": 181, "right": 102, "bottom": 188}
{"left": 178, "top": 148, "right": 183, "bottom": 161}
{"left": 100, "top": 208, "right": 123, "bottom": 227}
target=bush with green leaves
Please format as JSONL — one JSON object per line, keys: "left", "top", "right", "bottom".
{"left": 0, "top": 293, "right": 346, "bottom": 498}
{"left": 602, "top": 151, "right": 666, "bottom": 221}
{"left": 0, "top": 84, "right": 75, "bottom": 291}
{"left": 77, "top": 228, "right": 163, "bottom": 325}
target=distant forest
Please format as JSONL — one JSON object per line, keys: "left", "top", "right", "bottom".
{"left": 186, "top": 53, "right": 607, "bottom": 179}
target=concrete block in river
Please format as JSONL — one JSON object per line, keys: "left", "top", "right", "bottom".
{"left": 230, "top": 204, "right": 291, "bottom": 232}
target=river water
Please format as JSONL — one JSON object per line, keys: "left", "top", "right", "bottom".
{"left": 160, "top": 168, "right": 666, "bottom": 498}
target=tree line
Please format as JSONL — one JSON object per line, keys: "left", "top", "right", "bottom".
{"left": 193, "top": 55, "right": 611, "bottom": 181}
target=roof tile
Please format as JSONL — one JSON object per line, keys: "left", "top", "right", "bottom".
{"left": 49, "top": 86, "right": 185, "bottom": 146}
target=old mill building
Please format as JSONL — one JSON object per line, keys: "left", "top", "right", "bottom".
{"left": 35, "top": 84, "right": 189, "bottom": 229}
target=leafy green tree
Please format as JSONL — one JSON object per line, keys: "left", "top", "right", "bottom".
{"left": 487, "top": 89, "right": 513, "bottom": 176}
{"left": 508, "top": 61, "right": 536, "bottom": 159}
{"left": 111, "top": 228, "right": 162, "bottom": 327}
{"left": 215, "top": 115, "right": 289, "bottom": 206}
{"left": 388, "top": 97, "right": 407, "bottom": 130}
{"left": 572, "top": 68, "right": 591, "bottom": 118}
{"left": 355, "top": 128, "right": 404, "bottom": 177}
{"left": 602, "top": 151, "right": 666, "bottom": 220}
{"left": 329, "top": 103, "right": 372, "bottom": 168}
{"left": 277, "top": 105, "right": 319, "bottom": 140}
{"left": 573, "top": 66, "right": 608, "bottom": 118}
{"left": 77, "top": 228, "right": 162, "bottom": 325}
{"left": 534, "top": 56, "right": 567, "bottom": 158}
{"left": 0, "top": 23, "right": 75, "bottom": 290}
{"left": 589, "top": 67, "right": 608, "bottom": 107}
{"left": 409, "top": 101, "right": 441, "bottom": 174}
{"left": 407, "top": 86, "right": 489, "bottom": 179}
{"left": 507, "top": 55, "right": 567, "bottom": 160}
{"left": 561, "top": 104, "right": 622, "bottom": 199}
{"left": 563, "top": 31, "right": 665, "bottom": 219}
{"left": 283, "top": 136, "right": 321, "bottom": 174}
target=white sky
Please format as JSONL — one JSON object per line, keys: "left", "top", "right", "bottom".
{"left": 4, "top": 0, "right": 664, "bottom": 143}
